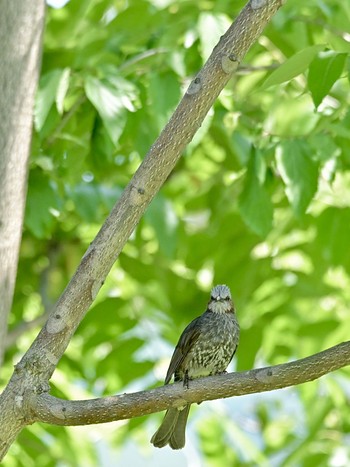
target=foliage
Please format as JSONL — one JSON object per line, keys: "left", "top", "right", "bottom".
{"left": 2, "top": 0, "right": 350, "bottom": 465}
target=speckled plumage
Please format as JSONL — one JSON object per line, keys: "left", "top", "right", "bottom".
{"left": 151, "top": 284, "right": 240, "bottom": 450}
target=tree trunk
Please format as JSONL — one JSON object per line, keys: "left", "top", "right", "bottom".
{"left": 0, "top": 0, "right": 46, "bottom": 366}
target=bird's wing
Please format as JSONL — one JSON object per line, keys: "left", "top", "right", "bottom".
{"left": 229, "top": 343, "right": 238, "bottom": 364}
{"left": 164, "top": 315, "right": 202, "bottom": 384}
{"left": 229, "top": 325, "right": 240, "bottom": 363}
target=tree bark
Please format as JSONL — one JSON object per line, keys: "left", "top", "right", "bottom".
{"left": 0, "top": 0, "right": 46, "bottom": 366}
{"left": 0, "top": 0, "right": 285, "bottom": 460}
{"left": 29, "top": 341, "right": 350, "bottom": 426}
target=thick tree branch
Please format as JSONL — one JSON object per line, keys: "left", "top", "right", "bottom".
{"left": 14, "top": 0, "right": 285, "bottom": 383}
{"left": 30, "top": 341, "right": 350, "bottom": 426}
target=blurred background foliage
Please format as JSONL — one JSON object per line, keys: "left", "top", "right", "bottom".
{"left": 2, "top": 0, "right": 350, "bottom": 465}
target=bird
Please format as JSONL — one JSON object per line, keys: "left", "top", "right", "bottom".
{"left": 150, "top": 284, "right": 240, "bottom": 450}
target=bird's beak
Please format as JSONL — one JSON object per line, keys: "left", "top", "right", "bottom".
{"left": 216, "top": 296, "right": 221, "bottom": 301}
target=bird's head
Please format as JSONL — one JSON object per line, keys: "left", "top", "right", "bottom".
{"left": 208, "top": 284, "right": 235, "bottom": 314}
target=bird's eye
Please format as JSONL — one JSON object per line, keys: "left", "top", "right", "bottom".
{"left": 224, "top": 296, "right": 230, "bottom": 301}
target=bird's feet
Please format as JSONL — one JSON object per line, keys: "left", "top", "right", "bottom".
{"left": 183, "top": 370, "right": 190, "bottom": 389}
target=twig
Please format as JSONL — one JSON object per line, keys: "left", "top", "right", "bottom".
{"left": 45, "top": 94, "right": 86, "bottom": 147}
{"left": 119, "top": 48, "right": 168, "bottom": 73}
{"left": 5, "top": 314, "right": 48, "bottom": 349}
{"left": 5, "top": 243, "right": 58, "bottom": 349}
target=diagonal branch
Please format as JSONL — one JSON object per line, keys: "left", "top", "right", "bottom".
{"left": 30, "top": 341, "right": 350, "bottom": 426}
{"left": 14, "top": 0, "right": 285, "bottom": 383}
{"left": 0, "top": 0, "right": 285, "bottom": 460}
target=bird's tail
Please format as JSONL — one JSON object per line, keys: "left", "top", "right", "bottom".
{"left": 150, "top": 404, "right": 191, "bottom": 449}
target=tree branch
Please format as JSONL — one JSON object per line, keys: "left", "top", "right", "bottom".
{"left": 30, "top": 341, "right": 350, "bottom": 426}
{"left": 0, "top": 0, "right": 285, "bottom": 460}
{"left": 45, "top": 94, "right": 87, "bottom": 147}
{"left": 14, "top": 0, "right": 285, "bottom": 383}
{"left": 5, "top": 313, "right": 48, "bottom": 349}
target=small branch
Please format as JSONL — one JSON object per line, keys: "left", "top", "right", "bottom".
{"left": 119, "top": 48, "right": 168, "bottom": 73}
{"left": 294, "top": 15, "right": 350, "bottom": 39}
{"left": 5, "top": 243, "right": 58, "bottom": 349}
{"left": 237, "top": 63, "right": 279, "bottom": 74}
{"left": 45, "top": 94, "right": 86, "bottom": 147}
{"left": 30, "top": 341, "right": 350, "bottom": 426}
{"left": 5, "top": 314, "right": 48, "bottom": 349}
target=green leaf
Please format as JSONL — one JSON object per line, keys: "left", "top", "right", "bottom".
{"left": 308, "top": 133, "right": 339, "bottom": 162}
{"left": 84, "top": 75, "right": 137, "bottom": 145}
{"left": 35, "top": 69, "right": 67, "bottom": 131}
{"left": 68, "top": 183, "right": 101, "bottom": 223}
{"left": 198, "top": 12, "right": 230, "bottom": 62}
{"left": 314, "top": 207, "right": 350, "bottom": 272}
{"left": 276, "top": 141, "right": 319, "bottom": 216}
{"left": 264, "top": 94, "right": 319, "bottom": 137}
{"left": 308, "top": 52, "right": 347, "bottom": 108}
{"left": 145, "top": 196, "right": 178, "bottom": 257}
{"left": 56, "top": 67, "right": 71, "bottom": 114}
{"left": 148, "top": 71, "right": 180, "bottom": 131}
{"left": 239, "top": 152, "right": 273, "bottom": 237}
{"left": 81, "top": 298, "right": 136, "bottom": 337}
{"left": 25, "top": 170, "right": 62, "bottom": 238}
{"left": 262, "top": 44, "right": 325, "bottom": 89}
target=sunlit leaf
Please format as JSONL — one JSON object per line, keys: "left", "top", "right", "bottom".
{"left": 262, "top": 44, "right": 325, "bottom": 89}
{"left": 35, "top": 69, "right": 68, "bottom": 130}
{"left": 308, "top": 52, "right": 347, "bottom": 108}
{"left": 56, "top": 67, "right": 71, "bottom": 114}
{"left": 25, "top": 170, "right": 62, "bottom": 238}
{"left": 84, "top": 75, "right": 138, "bottom": 145}
{"left": 148, "top": 71, "right": 180, "bottom": 131}
{"left": 239, "top": 152, "right": 273, "bottom": 236}
{"left": 198, "top": 12, "right": 231, "bottom": 62}
{"left": 276, "top": 141, "right": 319, "bottom": 216}
{"left": 145, "top": 195, "right": 178, "bottom": 257}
